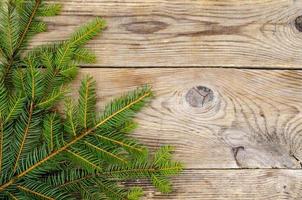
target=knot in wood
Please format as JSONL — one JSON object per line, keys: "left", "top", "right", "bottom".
{"left": 124, "top": 21, "right": 168, "bottom": 34}
{"left": 295, "top": 16, "right": 302, "bottom": 32}
{"left": 185, "top": 86, "right": 214, "bottom": 108}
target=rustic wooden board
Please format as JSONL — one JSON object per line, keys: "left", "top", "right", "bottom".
{"left": 71, "top": 68, "right": 302, "bottom": 169}
{"left": 36, "top": 0, "right": 302, "bottom": 198}
{"left": 129, "top": 169, "right": 302, "bottom": 199}
{"left": 35, "top": 0, "right": 302, "bottom": 68}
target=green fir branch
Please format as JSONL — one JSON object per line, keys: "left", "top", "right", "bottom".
{"left": 0, "top": 0, "right": 182, "bottom": 199}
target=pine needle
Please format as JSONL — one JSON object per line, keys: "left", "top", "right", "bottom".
{"left": 0, "top": 1, "right": 182, "bottom": 199}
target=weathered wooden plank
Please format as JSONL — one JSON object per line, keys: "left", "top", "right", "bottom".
{"left": 128, "top": 169, "right": 302, "bottom": 199}
{"left": 72, "top": 68, "right": 302, "bottom": 168}
{"left": 35, "top": 0, "right": 302, "bottom": 68}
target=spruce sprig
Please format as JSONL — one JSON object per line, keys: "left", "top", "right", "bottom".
{"left": 0, "top": 0, "right": 182, "bottom": 199}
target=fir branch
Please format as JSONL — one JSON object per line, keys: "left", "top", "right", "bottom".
{"left": 12, "top": 102, "right": 34, "bottom": 172}
{"left": 0, "top": 118, "right": 3, "bottom": 173}
{"left": 56, "top": 174, "right": 94, "bottom": 189}
{"left": 57, "top": 165, "right": 182, "bottom": 189}
{"left": 55, "top": 18, "right": 106, "bottom": 69}
{"left": 15, "top": 0, "right": 41, "bottom": 52}
{"left": 7, "top": 192, "right": 18, "bottom": 200}
{"left": 78, "top": 76, "right": 96, "bottom": 128}
{"left": 5, "top": 94, "right": 25, "bottom": 123}
{"left": 0, "top": 80, "right": 8, "bottom": 113}
{"left": 37, "top": 85, "right": 66, "bottom": 109}
{"left": 0, "top": 1, "right": 182, "bottom": 198}
{"left": 2, "top": 1, "right": 19, "bottom": 58}
{"left": 0, "top": 90, "right": 151, "bottom": 191}
{"left": 64, "top": 99, "right": 78, "bottom": 136}
{"left": 25, "top": 91, "right": 150, "bottom": 174}
{"left": 104, "top": 166, "right": 183, "bottom": 177}
{"left": 66, "top": 149, "right": 102, "bottom": 172}
{"left": 95, "top": 134, "right": 144, "bottom": 153}
{"left": 49, "top": 117, "right": 54, "bottom": 150}
{"left": 96, "top": 180, "right": 128, "bottom": 200}
{"left": 43, "top": 113, "right": 63, "bottom": 151}
{"left": 4, "top": 0, "right": 41, "bottom": 77}
{"left": 37, "top": 3, "right": 61, "bottom": 17}
{"left": 84, "top": 141, "right": 128, "bottom": 164}
{"left": 16, "top": 185, "right": 54, "bottom": 200}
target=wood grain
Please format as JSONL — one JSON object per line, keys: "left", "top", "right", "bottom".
{"left": 70, "top": 68, "right": 302, "bottom": 169}
{"left": 127, "top": 169, "right": 302, "bottom": 199}
{"left": 33, "top": 0, "right": 302, "bottom": 68}
{"left": 36, "top": 1, "right": 302, "bottom": 197}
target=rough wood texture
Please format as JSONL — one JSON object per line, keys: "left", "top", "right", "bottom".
{"left": 127, "top": 169, "right": 302, "bottom": 199}
{"left": 35, "top": 0, "right": 302, "bottom": 68}
{"left": 73, "top": 68, "right": 302, "bottom": 169}
{"left": 37, "top": 0, "right": 302, "bottom": 198}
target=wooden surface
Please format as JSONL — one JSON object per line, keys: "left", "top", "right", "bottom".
{"left": 42, "top": 0, "right": 302, "bottom": 199}
{"left": 74, "top": 68, "right": 302, "bottom": 169}
{"left": 36, "top": 0, "right": 302, "bottom": 68}
{"left": 71, "top": 68, "right": 302, "bottom": 199}
{"left": 128, "top": 169, "right": 302, "bottom": 199}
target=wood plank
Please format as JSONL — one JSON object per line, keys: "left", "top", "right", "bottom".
{"left": 127, "top": 169, "right": 302, "bottom": 199}
{"left": 71, "top": 68, "right": 302, "bottom": 168}
{"left": 34, "top": 0, "right": 302, "bottom": 68}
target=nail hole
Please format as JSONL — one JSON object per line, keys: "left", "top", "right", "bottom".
{"left": 295, "top": 16, "right": 302, "bottom": 32}
{"left": 185, "top": 86, "right": 214, "bottom": 108}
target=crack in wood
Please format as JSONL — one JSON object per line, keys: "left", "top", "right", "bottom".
{"left": 185, "top": 86, "right": 214, "bottom": 108}
{"left": 232, "top": 146, "right": 245, "bottom": 167}
{"left": 291, "top": 154, "right": 302, "bottom": 168}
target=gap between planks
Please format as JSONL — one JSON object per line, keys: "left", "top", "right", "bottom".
{"left": 78, "top": 66, "right": 302, "bottom": 70}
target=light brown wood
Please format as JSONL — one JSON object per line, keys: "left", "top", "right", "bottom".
{"left": 36, "top": 0, "right": 302, "bottom": 197}
{"left": 128, "top": 169, "right": 302, "bottom": 199}
{"left": 71, "top": 68, "right": 302, "bottom": 169}
{"left": 35, "top": 0, "right": 302, "bottom": 68}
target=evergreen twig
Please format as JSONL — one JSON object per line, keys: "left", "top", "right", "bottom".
{"left": 0, "top": 1, "right": 182, "bottom": 199}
